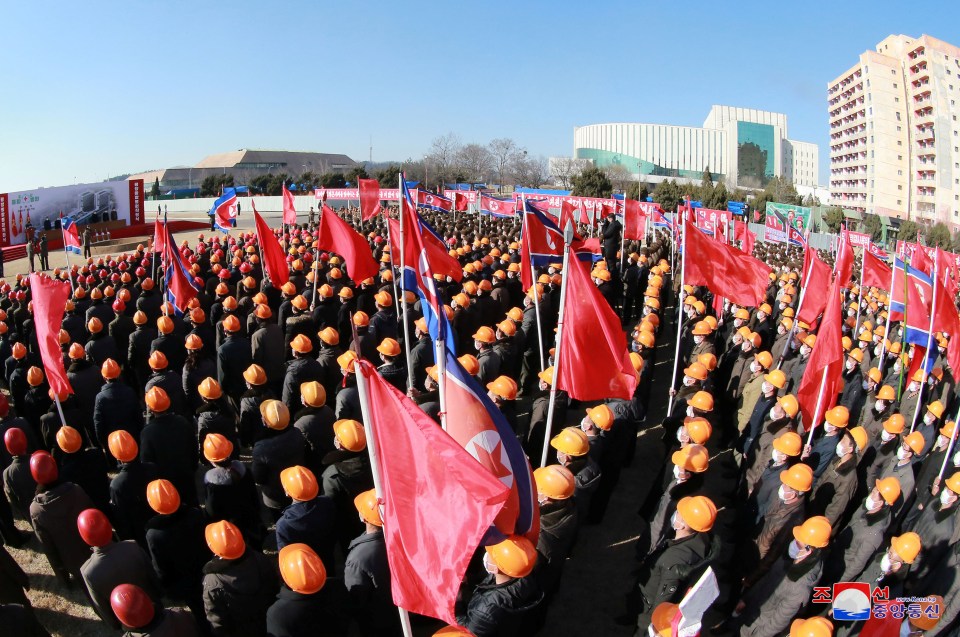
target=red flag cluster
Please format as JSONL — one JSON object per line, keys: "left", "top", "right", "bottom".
{"left": 797, "top": 276, "right": 845, "bottom": 430}
{"left": 682, "top": 217, "right": 771, "bottom": 308}
{"left": 253, "top": 202, "right": 290, "bottom": 287}
{"left": 317, "top": 205, "right": 379, "bottom": 284}
{"left": 29, "top": 274, "right": 73, "bottom": 396}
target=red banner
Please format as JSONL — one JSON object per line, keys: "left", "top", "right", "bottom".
{"left": 128, "top": 179, "right": 144, "bottom": 225}
{"left": 847, "top": 230, "right": 870, "bottom": 249}
{"left": 315, "top": 187, "right": 401, "bottom": 201}
{"left": 896, "top": 241, "right": 960, "bottom": 271}
{"left": 0, "top": 193, "right": 8, "bottom": 247}
{"left": 694, "top": 208, "right": 732, "bottom": 240}
{"left": 443, "top": 190, "right": 477, "bottom": 204}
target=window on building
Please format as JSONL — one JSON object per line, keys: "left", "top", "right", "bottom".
{"left": 895, "top": 97, "right": 900, "bottom": 102}
{"left": 899, "top": 185, "right": 903, "bottom": 190}
{"left": 896, "top": 112, "right": 901, "bottom": 121}
{"left": 897, "top": 126, "right": 901, "bottom": 132}
{"left": 897, "top": 200, "right": 902, "bottom": 205}
{"left": 898, "top": 170, "right": 903, "bottom": 175}
{"left": 898, "top": 141, "right": 902, "bottom": 146}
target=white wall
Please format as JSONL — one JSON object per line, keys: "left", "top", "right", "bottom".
{"left": 148, "top": 194, "right": 325, "bottom": 217}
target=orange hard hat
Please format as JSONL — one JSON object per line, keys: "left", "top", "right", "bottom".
{"left": 147, "top": 350, "right": 168, "bottom": 371}
{"left": 676, "top": 495, "right": 717, "bottom": 532}
{"left": 772, "top": 431, "right": 803, "bottom": 457}
{"left": 352, "top": 311, "right": 370, "bottom": 327}
{"left": 890, "top": 531, "right": 922, "bottom": 564}
{"left": 318, "top": 327, "right": 339, "bottom": 346}
{"left": 781, "top": 463, "right": 814, "bottom": 493}
{"left": 683, "top": 362, "right": 709, "bottom": 381}
{"left": 300, "top": 381, "right": 326, "bottom": 408}
{"left": 792, "top": 515, "right": 831, "bottom": 548}
{"left": 145, "top": 386, "right": 170, "bottom": 412}
{"left": 473, "top": 326, "right": 496, "bottom": 344}
{"left": 354, "top": 488, "right": 383, "bottom": 526}
{"left": 205, "top": 520, "right": 246, "bottom": 560}
{"left": 376, "top": 338, "right": 401, "bottom": 357}
{"left": 672, "top": 444, "right": 710, "bottom": 473}
{"left": 87, "top": 317, "right": 103, "bottom": 334}
{"left": 585, "top": 405, "right": 614, "bottom": 431}
{"left": 485, "top": 535, "right": 537, "bottom": 578}
{"left": 278, "top": 543, "right": 327, "bottom": 594}
{"left": 26, "top": 366, "right": 44, "bottom": 387}
{"left": 533, "top": 465, "right": 576, "bottom": 500}
{"left": 108, "top": 430, "right": 138, "bottom": 463}
{"left": 824, "top": 405, "right": 849, "bottom": 428}
{"left": 290, "top": 334, "right": 313, "bottom": 354}
{"left": 146, "top": 479, "right": 180, "bottom": 515}
{"left": 789, "top": 617, "right": 834, "bottom": 637}
{"left": 156, "top": 316, "right": 174, "bottom": 335}
{"left": 260, "top": 399, "right": 290, "bottom": 430}
{"left": 683, "top": 417, "right": 712, "bottom": 444}
{"left": 486, "top": 376, "right": 518, "bottom": 401}
{"left": 185, "top": 334, "right": 203, "bottom": 351}
{"left": 68, "top": 342, "right": 85, "bottom": 360}
{"left": 876, "top": 476, "right": 902, "bottom": 505}
{"left": 689, "top": 391, "right": 714, "bottom": 412}
{"left": 281, "top": 465, "right": 319, "bottom": 501}
{"left": 458, "top": 354, "right": 480, "bottom": 376}
{"left": 202, "top": 433, "right": 234, "bottom": 463}
{"left": 221, "top": 315, "right": 241, "bottom": 333}
{"left": 55, "top": 426, "right": 83, "bottom": 454}
{"left": 243, "top": 364, "right": 267, "bottom": 386}
{"left": 550, "top": 427, "right": 589, "bottom": 456}
{"left": 334, "top": 419, "right": 366, "bottom": 451}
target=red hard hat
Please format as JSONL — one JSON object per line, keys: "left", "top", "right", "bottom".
{"left": 77, "top": 508, "right": 113, "bottom": 547}
{"left": 4, "top": 427, "right": 27, "bottom": 456}
{"left": 29, "top": 450, "right": 58, "bottom": 485}
{"left": 110, "top": 584, "right": 155, "bottom": 629}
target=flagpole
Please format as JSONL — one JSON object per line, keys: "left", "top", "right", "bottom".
{"left": 667, "top": 212, "right": 687, "bottom": 416}
{"left": 52, "top": 394, "right": 70, "bottom": 431}
{"left": 854, "top": 248, "right": 866, "bottom": 333}
{"left": 910, "top": 251, "right": 939, "bottom": 433}
{"left": 897, "top": 254, "right": 910, "bottom": 401}
{"left": 310, "top": 207, "right": 321, "bottom": 311}
{"left": 60, "top": 226, "right": 75, "bottom": 295}
{"left": 540, "top": 224, "right": 574, "bottom": 469}
{"left": 353, "top": 363, "right": 416, "bottom": 637}
{"left": 399, "top": 173, "right": 415, "bottom": 392}
{"left": 806, "top": 365, "right": 831, "bottom": 447}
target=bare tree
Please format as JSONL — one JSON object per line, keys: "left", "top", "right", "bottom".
{"left": 425, "top": 133, "right": 462, "bottom": 190}
{"left": 603, "top": 163, "right": 633, "bottom": 193}
{"left": 456, "top": 143, "right": 494, "bottom": 183}
{"left": 514, "top": 155, "right": 550, "bottom": 188}
{"left": 551, "top": 157, "right": 587, "bottom": 190}
{"left": 488, "top": 138, "right": 522, "bottom": 193}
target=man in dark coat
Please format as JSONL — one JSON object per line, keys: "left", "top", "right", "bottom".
{"left": 601, "top": 211, "right": 622, "bottom": 265}
{"left": 202, "top": 542, "right": 279, "bottom": 637}
{"left": 251, "top": 402, "right": 305, "bottom": 518}
{"left": 344, "top": 489, "right": 400, "bottom": 637}
{"left": 217, "top": 317, "right": 252, "bottom": 407}
{"left": 127, "top": 311, "right": 157, "bottom": 393}
{"left": 282, "top": 336, "right": 324, "bottom": 415}
{"left": 140, "top": 388, "right": 199, "bottom": 506}
{"left": 108, "top": 302, "right": 136, "bottom": 366}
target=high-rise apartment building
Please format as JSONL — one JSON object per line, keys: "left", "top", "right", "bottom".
{"left": 828, "top": 34, "right": 960, "bottom": 224}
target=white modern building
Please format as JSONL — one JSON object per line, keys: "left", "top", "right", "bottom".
{"left": 572, "top": 105, "right": 819, "bottom": 190}
{"left": 827, "top": 34, "right": 960, "bottom": 225}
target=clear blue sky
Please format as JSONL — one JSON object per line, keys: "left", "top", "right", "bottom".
{"left": 2, "top": 1, "right": 958, "bottom": 193}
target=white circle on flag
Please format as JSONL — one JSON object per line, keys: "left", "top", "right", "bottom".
{"left": 466, "top": 430, "right": 514, "bottom": 489}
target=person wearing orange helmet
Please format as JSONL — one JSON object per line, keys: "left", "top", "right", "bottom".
{"left": 252, "top": 400, "right": 306, "bottom": 518}
{"left": 343, "top": 488, "right": 401, "bottom": 636}
{"left": 201, "top": 520, "right": 280, "bottom": 637}
{"left": 150, "top": 314, "right": 188, "bottom": 375}
{"left": 322, "top": 420, "right": 374, "bottom": 553}
{"left": 217, "top": 310, "right": 254, "bottom": 408}
{"left": 376, "top": 338, "right": 407, "bottom": 393}
{"left": 275, "top": 465, "right": 337, "bottom": 571}
{"left": 127, "top": 309, "right": 159, "bottom": 393}
{"left": 822, "top": 477, "right": 902, "bottom": 588}
{"left": 77, "top": 508, "right": 162, "bottom": 629}
{"left": 84, "top": 312, "right": 122, "bottom": 367}
{"left": 878, "top": 430, "right": 927, "bottom": 519}
{"left": 456, "top": 535, "right": 542, "bottom": 637}
{"left": 201, "top": 431, "right": 264, "bottom": 545}
{"left": 140, "top": 387, "right": 199, "bottom": 507}
{"left": 51, "top": 424, "right": 111, "bottom": 515}
{"left": 144, "top": 349, "right": 188, "bottom": 417}
{"left": 632, "top": 495, "right": 716, "bottom": 630}
{"left": 281, "top": 333, "right": 324, "bottom": 415}
{"left": 473, "top": 326, "right": 502, "bottom": 386}
{"left": 316, "top": 327, "right": 345, "bottom": 403}
{"left": 803, "top": 405, "right": 850, "bottom": 480}
{"left": 736, "top": 516, "right": 831, "bottom": 636}
{"left": 736, "top": 353, "right": 777, "bottom": 447}
{"left": 93, "top": 358, "right": 144, "bottom": 461}
{"left": 407, "top": 316, "right": 434, "bottom": 393}
{"left": 808, "top": 428, "right": 859, "bottom": 526}
{"left": 143, "top": 479, "right": 211, "bottom": 631}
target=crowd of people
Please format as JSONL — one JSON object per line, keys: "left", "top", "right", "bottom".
{"left": 0, "top": 203, "right": 956, "bottom": 637}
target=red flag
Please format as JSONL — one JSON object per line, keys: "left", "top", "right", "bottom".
{"left": 734, "top": 221, "right": 756, "bottom": 256}
{"left": 560, "top": 200, "right": 579, "bottom": 232}
{"left": 387, "top": 217, "right": 462, "bottom": 283}
{"left": 29, "top": 274, "right": 73, "bottom": 396}
{"left": 556, "top": 250, "right": 637, "bottom": 401}
{"left": 797, "top": 277, "right": 845, "bottom": 430}
{"left": 682, "top": 217, "right": 771, "bottom": 308}
{"left": 797, "top": 248, "right": 833, "bottom": 325}
{"left": 937, "top": 246, "right": 960, "bottom": 303}
{"left": 912, "top": 243, "right": 934, "bottom": 276}
{"left": 252, "top": 202, "right": 290, "bottom": 287}
{"left": 453, "top": 192, "right": 469, "bottom": 212}
{"left": 282, "top": 183, "right": 297, "bottom": 225}
{"left": 152, "top": 216, "right": 166, "bottom": 254}
{"left": 358, "top": 361, "right": 509, "bottom": 624}
{"left": 317, "top": 205, "right": 379, "bottom": 284}
{"left": 834, "top": 227, "right": 854, "bottom": 285}
{"left": 623, "top": 200, "right": 646, "bottom": 240}
{"left": 931, "top": 263, "right": 960, "bottom": 375}
{"left": 862, "top": 248, "right": 892, "bottom": 290}
{"left": 358, "top": 178, "right": 381, "bottom": 221}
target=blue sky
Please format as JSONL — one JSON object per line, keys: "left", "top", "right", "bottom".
{"left": 1, "top": 1, "right": 958, "bottom": 192}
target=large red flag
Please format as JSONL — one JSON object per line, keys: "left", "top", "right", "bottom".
{"left": 937, "top": 246, "right": 959, "bottom": 302}
{"left": 834, "top": 227, "right": 854, "bottom": 285}
{"left": 734, "top": 220, "right": 756, "bottom": 256}
{"left": 797, "top": 248, "right": 833, "bottom": 325}
{"left": 29, "top": 274, "right": 73, "bottom": 395}
{"left": 931, "top": 262, "right": 960, "bottom": 376}
{"left": 387, "top": 217, "right": 462, "bottom": 283}
{"left": 862, "top": 248, "right": 892, "bottom": 290}
{"left": 560, "top": 200, "right": 579, "bottom": 232}
{"left": 282, "top": 183, "right": 297, "bottom": 225}
{"left": 252, "top": 202, "right": 290, "bottom": 287}
{"left": 317, "top": 205, "right": 379, "bottom": 284}
{"left": 358, "top": 178, "right": 381, "bottom": 221}
{"left": 912, "top": 242, "right": 934, "bottom": 277}
{"left": 357, "top": 361, "right": 509, "bottom": 624}
{"left": 797, "top": 276, "right": 845, "bottom": 430}
{"left": 623, "top": 199, "right": 646, "bottom": 240}
{"left": 453, "top": 192, "right": 469, "bottom": 212}
{"left": 556, "top": 250, "right": 637, "bottom": 401}
{"left": 152, "top": 216, "right": 166, "bottom": 254}
{"left": 682, "top": 218, "right": 771, "bottom": 308}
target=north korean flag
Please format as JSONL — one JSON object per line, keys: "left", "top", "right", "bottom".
{"left": 480, "top": 194, "right": 517, "bottom": 218}
{"left": 417, "top": 190, "right": 453, "bottom": 214}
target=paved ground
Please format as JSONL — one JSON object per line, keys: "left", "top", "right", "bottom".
{"left": 3, "top": 209, "right": 676, "bottom": 636}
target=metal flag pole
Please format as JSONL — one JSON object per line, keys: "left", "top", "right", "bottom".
{"left": 877, "top": 252, "right": 898, "bottom": 365}
{"left": 777, "top": 248, "right": 816, "bottom": 370}
{"left": 806, "top": 365, "right": 831, "bottom": 447}
{"left": 521, "top": 197, "right": 546, "bottom": 372}
{"left": 666, "top": 212, "right": 687, "bottom": 415}
{"left": 60, "top": 225, "right": 75, "bottom": 295}
{"left": 398, "top": 173, "right": 415, "bottom": 392}
{"left": 310, "top": 207, "right": 322, "bottom": 311}
{"left": 854, "top": 249, "right": 866, "bottom": 333}
{"left": 53, "top": 394, "right": 70, "bottom": 431}
{"left": 540, "top": 221, "right": 575, "bottom": 468}
{"left": 353, "top": 363, "right": 416, "bottom": 637}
